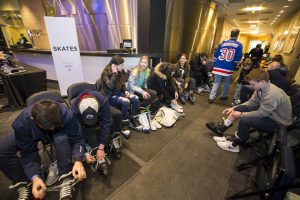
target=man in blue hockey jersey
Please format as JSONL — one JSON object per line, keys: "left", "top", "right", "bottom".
{"left": 209, "top": 29, "right": 243, "bottom": 103}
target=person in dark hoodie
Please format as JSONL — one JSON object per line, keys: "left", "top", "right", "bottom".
{"left": 70, "top": 90, "right": 123, "bottom": 158}
{"left": 147, "top": 62, "right": 183, "bottom": 113}
{"left": 100, "top": 55, "right": 142, "bottom": 139}
{"left": 0, "top": 100, "right": 86, "bottom": 200}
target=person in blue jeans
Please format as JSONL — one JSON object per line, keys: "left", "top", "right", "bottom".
{"left": 100, "top": 55, "right": 142, "bottom": 139}
{"left": 0, "top": 100, "right": 87, "bottom": 200}
{"left": 209, "top": 29, "right": 243, "bottom": 103}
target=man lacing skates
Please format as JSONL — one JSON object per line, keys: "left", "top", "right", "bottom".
{"left": 206, "top": 69, "right": 292, "bottom": 152}
{"left": 0, "top": 100, "right": 87, "bottom": 199}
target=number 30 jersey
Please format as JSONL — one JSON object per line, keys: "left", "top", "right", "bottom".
{"left": 213, "top": 39, "right": 243, "bottom": 76}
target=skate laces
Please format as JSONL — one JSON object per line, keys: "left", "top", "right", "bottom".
{"left": 17, "top": 183, "right": 31, "bottom": 200}
{"left": 59, "top": 172, "right": 78, "bottom": 199}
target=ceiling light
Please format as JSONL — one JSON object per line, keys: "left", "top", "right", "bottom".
{"left": 287, "top": 0, "right": 294, "bottom": 1}
{"left": 276, "top": 15, "right": 281, "bottom": 17}
{"left": 250, "top": 24, "right": 257, "bottom": 28}
{"left": 247, "top": 20, "right": 260, "bottom": 23}
{"left": 283, "top": 30, "right": 289, "bottom": 35}
{"left": 251, "top": 30, "right": 259, "bottom": 34}
{"left": 283, "top": 6, "right": 289, "bottom": 8}
{"left": 274, "top": 18, "right": 278, "bottom": 20}
{"left": 279, "top": 10, "right": 284, "bottom": 13}
{"left": 244, "top": 7, "right": 263, "bottom": 12}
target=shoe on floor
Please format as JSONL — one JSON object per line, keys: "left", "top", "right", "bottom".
{"left": 206, "top": 119, "right": 231, "bottom": 136}
{"left": 170, "top": 102, "right": 183, "bottom": 113}
{"left": 201, "top": 84, "right": 211, "bottom": 92}
{"left": 208, "top": 99, "right": 214, "bottom": 104}
{"left": 220, "top": 96, "right": 228, "bottom": 100}
{"left": 59, "top": 172, "right": 73, "bottom": 200}
{"left": 217, "top": 140, "right": 240, "bottom": 153}
{"left": 188, "top": 93, "right": 196, "bottom": 104}
{"left": 121, "top": 120, "right": 130, "bottom": 139}
{"left": 196, "top": 87, "right": 204, "bottom": 95}
{"left": 179, "top": 95, "right": 186, "bottom": 105}
{"left": 213, "top": 136, "right": 228, "bottom": 142}
{"left": 152, "top": 120, "right": 162, "bottom": 129}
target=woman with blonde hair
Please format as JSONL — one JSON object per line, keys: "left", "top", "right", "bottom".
{"left": 128, "top": 55, "right": 157, "bottom": 108}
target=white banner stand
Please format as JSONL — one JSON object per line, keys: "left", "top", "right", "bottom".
{"left": 44, "top": 17, "right": 84, "bottom": 96}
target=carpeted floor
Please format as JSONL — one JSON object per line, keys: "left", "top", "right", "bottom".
{"left": 3, "top": 79, "right": 297, "bottom": 200}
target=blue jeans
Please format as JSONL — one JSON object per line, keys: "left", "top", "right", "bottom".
{"left": 0, "top": 132, "right": 73, "bottom": 183}
{"left": 209, "top": 74, "right": 232, "bottom": 100}
{"left": 234, "top": 105, "right": 279, "bottom": 142}
{"left": 109, "top": 92, "right": 140, "bottom": 119}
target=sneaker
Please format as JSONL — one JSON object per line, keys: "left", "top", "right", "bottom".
{"left": 9, "top": 182, "right": 32, "bottom": 200}
{"left": 170, "top": 102, "right": 183, "bottom": 113}
{"left": 196, "top": 87, "right": 204, "bottom": 95}
{"left": 45, "top": 160, "right": 59, "bottom": 186}
{"left": 150, "top": 121, "right": 157, "bottom": 131}
{"left": 217, "top": 140, "right": 240, "bottom": 153}
{"left": 152, "top": 120, "right": 162, "bottom": 129}
{"left": 121, "top": 120, "right": 130, "bottom": 139}
{"left": 206, "top": 119, "right": 231, "bottom": 136}
{"left": 59, "top": 172, "right": 73, "bottom": 200}
{"left": 138, "top": 113, "right": 151, "bottom": 133}
{"left": 201, "top": 84, "right": 211, "bottom": 92}
{"left": 188, "top": 93, "right": 196, "bottom": 104}
{"left": 213, "top": 136, "right": 228, "bottom": 142}
{"left": 131, "top": 115, "right": 143, "bottom": 131}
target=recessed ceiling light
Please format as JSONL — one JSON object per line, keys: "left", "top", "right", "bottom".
{"left": 247, "top": 20, "right": 260, "bottom": 23}
{"left": 250, "top": 24, "right": 257, "bottom": 28}
{"left": 287, "top": 0, "right": 294, "bottom": 2}
{"left": 274, "top": 18, "right": 278, "bottom": 20}
{"left": 283, "top": 6, "right": 289, "bottom": 8}
{"left": 244, "top": 7, "right": 263, "bottom": 12}
{"left": 279, "top": 10, "right": 284, "bottom": 13}
{"left": 276, "top": 15, "right": 281, "bottom": 17}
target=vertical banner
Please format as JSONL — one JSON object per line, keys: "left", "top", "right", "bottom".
{"left": 44, "top": 17, "right": 84, "bottom": 96}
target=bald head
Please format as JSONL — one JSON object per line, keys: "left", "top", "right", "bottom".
{"left": 267, "top": 61, "right": 281, "bottom": 70}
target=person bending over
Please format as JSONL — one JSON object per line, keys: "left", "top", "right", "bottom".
{"left": 0, "top": 100, "right": 86, "bottom": 200}
{"left": 206, "top": 69, "right": 292, "bottom": 152}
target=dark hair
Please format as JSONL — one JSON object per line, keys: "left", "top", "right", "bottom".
{"left": 256, "top": 44, "right": 262, "bottom": 48}
{"left": 31, "top": 100, "right": 61, "bottom": 130}
{"left": 272, "top": 54, "right": 284, "bottom": 65}
{"left": 159, "top": 62, "right": 176, "bottom": 78}
{"left": 231, "top": 29, "right": 240, "bottom": 38}
{"left": 109, "top": 55, "right": 124, "bottom": 65}
{"left": 246, "top": 68, "right": 269, "bottom": 82}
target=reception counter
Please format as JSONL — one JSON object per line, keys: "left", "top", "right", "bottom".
{"left": 11, "top": 48, "right": 162, "bottom": 83}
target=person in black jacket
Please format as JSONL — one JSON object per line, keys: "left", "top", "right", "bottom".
{"left": 249, "top": 44, "right": 263, "bottom": 68}
{"left": 148, "top": 62, "right": 183, "bottom": 113}
{"left": 190, "top": 53, "right": 210, "bottom": 93}
{"left": 0, "top": 100, "right": 87, "bottom": 200}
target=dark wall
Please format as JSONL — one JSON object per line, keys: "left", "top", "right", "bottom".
{"left": 137, "top": 0, "right": 150, "bottom": 53}
{"left": 149, "top": 0, "right": 166, "bottom": 54}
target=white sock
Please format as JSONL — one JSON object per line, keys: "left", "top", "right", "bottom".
{"left": 224, "top": 119, "right": 232, "bottom": 127}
